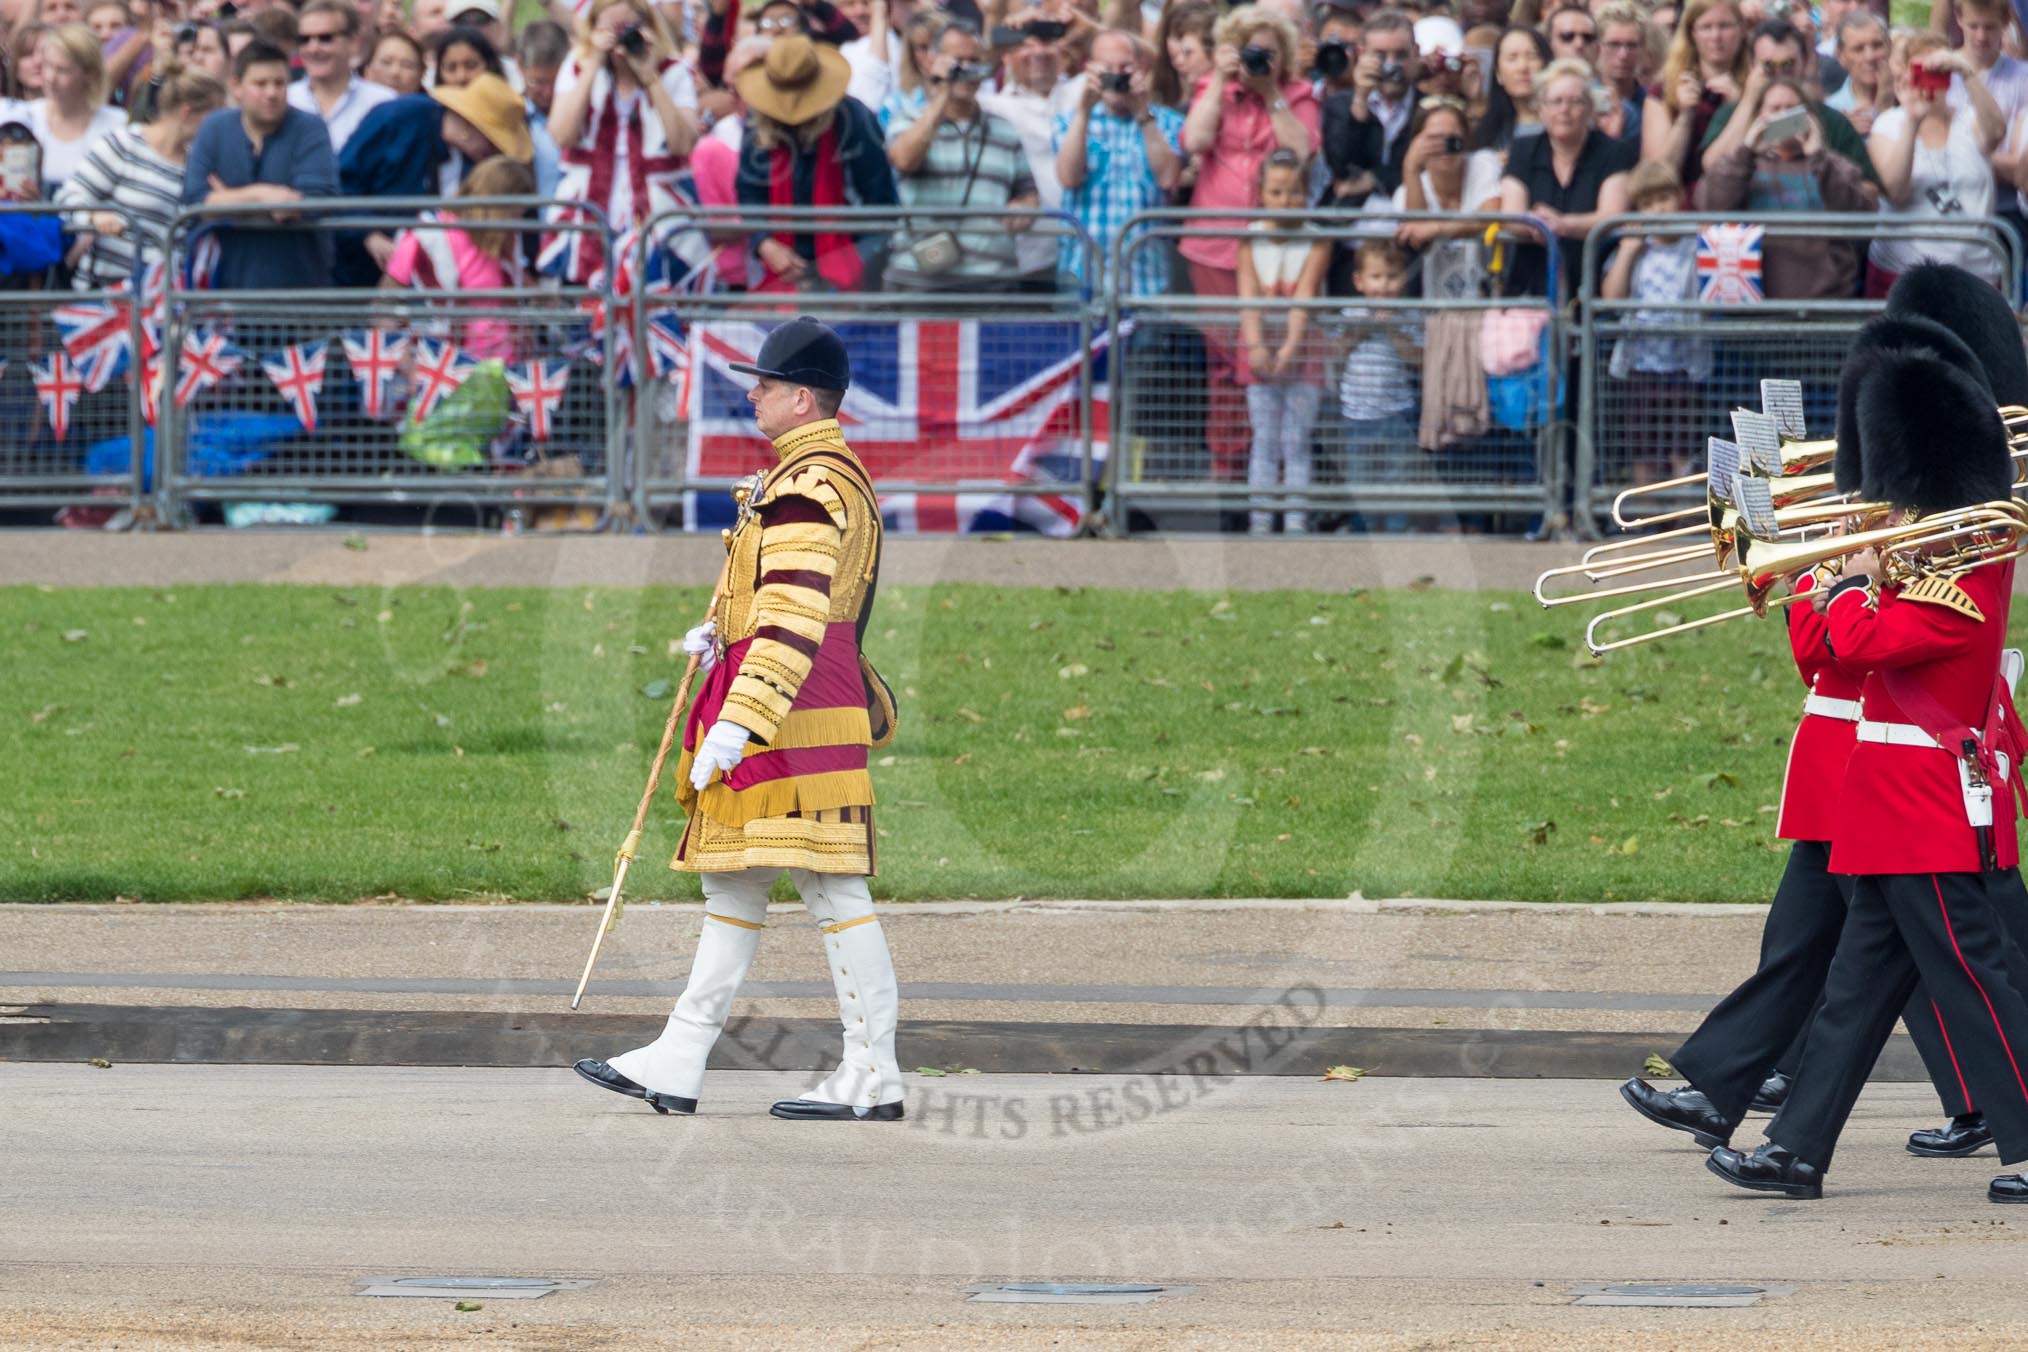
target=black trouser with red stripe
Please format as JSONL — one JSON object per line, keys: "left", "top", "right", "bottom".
{"left": 1770, "top": 870, "right": 2028, "bottom": 1173}
{"left": 1671, "top": 841, "right": 1969, "bottom": 1124}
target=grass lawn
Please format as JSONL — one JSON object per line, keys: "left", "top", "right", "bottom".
{"left": 0, "top": 578, "right": 1902, "bottom": 904}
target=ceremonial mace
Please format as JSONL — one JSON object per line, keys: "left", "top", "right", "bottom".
{"left": 569, "top": 553, "right": 731, "bottom": 1010}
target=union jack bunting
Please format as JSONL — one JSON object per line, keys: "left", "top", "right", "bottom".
{"left": 342, "top": 330, "right": 410, "bottom": 420}
{"left": 409, "top": 338, "right": 474, "bottom": 424}
{"left": 1697, "top": 224, "right": 1765, "bottom": 304}
{"left": 32, "top": 353, "right": 83, "bottom": 442}
{"left": 262, "top": 341, "right": 328, "bottom": 430}
{"left": 175, "top": 329, "right": 244, "bottom": 408}
{"left": 52, "top": 297, "right": 132, "bottom": 393}
{"left": 684, "top": 319, "right": 1107, "bottom": 537}
{"left": 506, "top": 359, "right": 571, "bottom": 441}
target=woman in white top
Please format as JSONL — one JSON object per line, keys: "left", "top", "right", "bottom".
{"left": 1238, "top": 147, "right": 1330, "bottom": 534}
{"left": 1393, "top": 96, "right": 1504, "bottom": 301}
{"left": 29, "top": 24, "right": 126, "bottom": 196}
{"left": 1866, "top": 32, "right": 2006, "bottom": 293}
{"left": 542, "top": 0, "right": 699, "bottom": 284}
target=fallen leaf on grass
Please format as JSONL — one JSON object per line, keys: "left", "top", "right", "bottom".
{"left": 1644, "top": 1054, "right": 1677, "bottom": 1078}
{"left": 214, "top": 787, "right": 245, "bottom": 799}
{"left": 1062, "top": 704, "right": 1091, "bottom": 721}
{"left": 1525, "top": 820, "right": 1556, "bottom": 846}
{"left": 456, "top": 660, "right": 489, "bottom": 678}
{"left": 244, "top": 744, "right": 300, "bottom": 756}
{"left": 1320, "top": 1065, "right": 1366, "bottom": 1083}
{"left": 454, "top": 1301, "right": 481, "bottom": 1312}
{"left": 28, "top": 704, "right": 58, "bottom": 724}
{"left": 61, "top": 630, "right": 88, "bottom": 643}
{"left": 334, "top": 694, "right": 363, "bottom": 707}
{"left": 1317, "top": 1221, "right": 1346, "bottom": 1229}
{"left": 251, "top": 674, "right": 290, "bottom": 687}
{"left": 640, "top": 679, "right": 673, "bottom": 700}
{"left": 954, "top": 707, "right": 985, "bottom": 724}
{"left": 1058, "top": 663, "right": 1089, "bottom": 679}
{"left": 1701, "top": 771, "right": 1738, "bottom": 789}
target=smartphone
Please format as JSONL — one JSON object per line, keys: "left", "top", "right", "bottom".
{"left": 1464, "top": 45, "right": 1493, "bottom": 100}
{"left": 1760, "top": 105, "right": 1809, "bottom": 144}
{"left": 1912, "top": 62, "right": 1951, "bottom": 95}
{"left": 0, "top": 142, "right": 39, "bottom": 199}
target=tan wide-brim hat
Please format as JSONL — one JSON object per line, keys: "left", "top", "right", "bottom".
{"left": 431, "top": 72, "right": 535, "bottom": 164}
{"left": 735, "top": 34, "right": 851, "bottom": 127}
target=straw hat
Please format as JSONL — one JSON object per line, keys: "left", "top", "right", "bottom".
{"left": 735, "top": 34, "right": 850, "bottom": 126}
{"left": 431, "top": 73, "right": 534, "bottom": 163}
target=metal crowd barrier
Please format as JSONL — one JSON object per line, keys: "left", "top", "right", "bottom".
{"left": 0, "top": 203, "right": 147, "bottom": 523}
{"left": 156, "top": 197, "right": 620, "bottom": 529}
{"left": 625, "top": 206, "right": 1103, "bottom": 533}
{"left": 1573, "top": 212, "right": 2021, "bottom": 539}
{"left": 1105, "top": 210, "right": 1565, "bottom": 533}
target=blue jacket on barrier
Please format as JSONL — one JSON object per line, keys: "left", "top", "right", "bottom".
{"left": 335, "top": 94, "right": 476, "bottom": 287}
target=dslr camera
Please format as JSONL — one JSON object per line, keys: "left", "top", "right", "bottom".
{"left": 1099, "top": 70, "right": 1133, "bottom": 93}
{"left": 616, "top": 21, "right": 649, "bottom": 57}
{"left": 1239, "top": 43, "right": 1274, "bottom": 76}
{"left": 946, "top": 60, "right": 992, "bottom": 84}
{"left": 1312, "top": 40, "right": 1349, "bottom": 80}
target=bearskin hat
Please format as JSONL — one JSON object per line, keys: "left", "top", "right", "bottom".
{"left": 1885, "top": 261, "right": 2028, "bottom": 408}
{"left": 1833, "top": 313, "right": 2012, "bottom": 512}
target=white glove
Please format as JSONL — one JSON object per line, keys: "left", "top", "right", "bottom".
{"left": 690, "top": 718, "right": 751, "bottom": 791}
{"left": 682, "top": 619, "right": 718, "bottom": 674}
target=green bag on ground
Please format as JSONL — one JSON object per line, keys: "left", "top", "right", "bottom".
{"left": 400, "top": 359, "right": 509, "bottom": 468}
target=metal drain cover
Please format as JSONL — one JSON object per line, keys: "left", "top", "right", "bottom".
{"left": 1572, "top": 1283, "right": 1786, "bottom": 1308}
{"left": 358, "top": 1277, "right": 594, "bottom": 1300}
{"left": 968, "top": 1283, "right": 1190, "bottom": 1305}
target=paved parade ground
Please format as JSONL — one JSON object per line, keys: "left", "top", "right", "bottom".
{"left": 6, "top": 899, "right": 2026, "bottom": 1349}
{"left": 8, "top": 1065, "right": 2028, "bottom": 1350}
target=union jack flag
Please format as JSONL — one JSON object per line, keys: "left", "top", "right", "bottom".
{"left": 52, "top": 297, "right": 132, "bottom": 393}
{"left": 410, "top": 338, "right": 474, "bottom": 424}
{"left": 684, "top": 319, "right": 1107, "bottom": 537}
{"left": 262, "top": 340, "right": 328, "bottom": 430}
{"left": 32, "top": 353, "right": 83, "bottom": 442}
{"left": 1697, "top": 224, "right": 1765, "bottom": 304}
{"left": 506, "top": 359, "right": 572, "bottom": 442}
{"left": 175, "top": 329, "right": 244, "bottom": 408}
{"left": 342, "top": 330, "right": 409, "bottom": 420}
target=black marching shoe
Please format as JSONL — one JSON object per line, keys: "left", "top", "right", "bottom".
{"left": 1619, "top": 1077, "right": 1736, "bottom": 1148}
{"left": 1988, "top": 1174, "right": 2028, "bottom": 1203}
{"left": 1908, "top": 1111, "right": 1992, "bottom": 1158}
{"left": 572, "top": 1058, "right": 698, "bottom": 1115}
{"left": 1706, "top": 1143, "right": 1824, "bottom": 1199}
{"left": 1750, "top": 1072, "right": 1793, "bottom": 1113}
{"left": 769, "top": 1098, "right": 905, "bottom": 1121}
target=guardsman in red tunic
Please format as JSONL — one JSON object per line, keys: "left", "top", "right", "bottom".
{"left": 1707, "top": 309, "right": 2028, "bottom": 1202}
{"left": 1619, "top": 569, "right": 1866, "bottom": 1143}
{"left": 574, "top": 319, "right": 907, "bottom": 1122}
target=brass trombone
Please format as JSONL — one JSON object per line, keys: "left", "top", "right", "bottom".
{"left": 1583, "top": 500, "right": 2028, "bottom": 654}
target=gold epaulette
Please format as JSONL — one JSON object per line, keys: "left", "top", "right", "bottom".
{"left": 760, "top": 459, "right": 851, "bottom": 531}
{"left": 1900, "top": 573, "right": 1985, "bottom": 622}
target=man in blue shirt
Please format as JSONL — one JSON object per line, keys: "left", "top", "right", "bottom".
{"left": 1052, "top": 30, "right": 1183, "bottom": 296}
{"left": 183, "top": 39, "right": 340, "bottom": 289}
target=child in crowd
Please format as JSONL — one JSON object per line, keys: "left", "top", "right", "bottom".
{"left": 1237, "top": 148, "right": 1331, "bottom": 536}
{"left": 382, "top": 154, "right": 536, "bottom": 361}
{"left": 1337, "top": 237, "right": 1422, "bottom": 531}
{"left": 1601, "top": 159, "right": 1712, "bottom": 483}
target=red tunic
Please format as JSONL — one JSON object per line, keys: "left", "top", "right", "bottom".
{"left": 1778, "top": 571, "right": 1863, "bottom": 844}
{"left": 1826, "top": 563, "right": 2018, "bottom": 876}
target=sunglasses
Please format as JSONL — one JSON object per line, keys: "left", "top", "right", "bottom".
{"left": 756, "top": 13, "right": 800, "bottom": 31}
{"left": 299, "top": 29, "right": 346, "bottom": 43}
{"left": 1553, "top": 27, "right": 1596, "bottom": 42}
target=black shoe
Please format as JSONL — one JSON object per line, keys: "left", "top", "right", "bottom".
{"left": 1909, "top": 1112, "right": 1992, "bottom": 1157}
{"left": 572, "top": 1058, "right": 697, "bottom": 1115}
{"left": 1989, "top": 1173, "right": 2028, "bottom": 1202}
{"left": 769, "top": 1098, "right": 905, "bottom": 1121}
{"left": 1706, "top": 1143, "right": 1824, "bottom": 1199}
{"left": 1620, "top": 1077, "right": 1735, "bottom": 1148}
{"left": 1750, "top": 1072, "right": 1793, "bottom": 1113}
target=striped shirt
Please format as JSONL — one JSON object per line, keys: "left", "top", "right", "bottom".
{"left": 56, "top": 125, "right": 182, "bottom": 290}
{"left": 886, "top": 110, "right": 1036, "bottom": 279}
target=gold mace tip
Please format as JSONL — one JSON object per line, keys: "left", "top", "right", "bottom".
{"left": 732, "top": 486, "right": 750, "bottom": 504}
{"left": 720, "top": 528, "right": 732, "bottom": 546}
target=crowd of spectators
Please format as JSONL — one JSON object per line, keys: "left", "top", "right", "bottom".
{"left": 2, "top": 0, "right": 2024, "bottom": 531}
